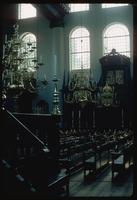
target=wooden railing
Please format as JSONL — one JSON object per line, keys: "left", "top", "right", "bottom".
{"left": 1, "top": 109, "right": 69, "bottom": 197}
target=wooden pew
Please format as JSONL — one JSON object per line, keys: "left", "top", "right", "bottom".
{"left": 111, "top": 142, "right": 133, "bottom": 180}
{"left": 83, "top": 141, "right": 110, "bottom": 181}
{"left": 48, "top": 171, "right": 69, "bottom": 197}
{"left": 59, "top": 143, "right": 84, "bottom": 176}
{"left": 1, "top": 159, "right": 37, "bottom": 196}
{"left": 83, "top": 148, "right": 96, "bottom": 180}
{"left": 111, "top": 153, "right": 124, "bottom": 180}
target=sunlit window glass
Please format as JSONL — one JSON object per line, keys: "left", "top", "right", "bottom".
{"left": 103, "top": 24, "right": 130, "bottom": 57}
{"left": 70, "top": 27, "right": 90, "bottom": 70}
{"left": 18, "top": 4, "right": 36, "bottom": 19}
{"left": 102, "top": 4, "right": 128, "bottom": 8}
{"left": 69, "top": 4, "right": 89, "bottom": 12}
{"left": 20, "top": 33, "right": 37, "bottom": 72}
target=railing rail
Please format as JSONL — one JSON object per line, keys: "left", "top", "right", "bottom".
{"left": 6, "top": 109, "right": 49, "bottom": 152}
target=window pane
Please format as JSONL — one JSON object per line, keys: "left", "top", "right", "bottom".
{"left": 103, "top": 24, "right": 130, "bottom": 57}
{"left": 70, "top": 27, "right": 90, "bottom": 70}
{"left": 71, "top": 54, "right": 81, "bottom": 70}
{"left": 82, "top": 52, "right": 90, "bottom": 69}
{"left": 71, "top": 27, "right": 89, "bottom": 37}
{"left": 81, "top": 37, "right": 90, "bottom": 52}
{"left": 18, "top": 4, "right": 36, "bottom": 19}
{"left": 69, "top": 4, "right": 89, "bottom": 12}
{"left": 20, "top": 33, "right": 37, "bottom": 72}
{"left": 102, "top": 4, "right": 128, "bottom": 8}
{"left": 70, "top": 37, "right": 89, "bottom": 53}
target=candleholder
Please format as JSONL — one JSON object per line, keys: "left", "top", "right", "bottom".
{"left": 121, "top": 108, "right": 124, "bottom": 129}
{"left": 51, "top": 75, "right": 61, "bottom": 115}
{"left": 93, "top": 108, "right": 96, "bottom": 129}
{"left": 2, "top": 24, "right": 38, "bottom": 97}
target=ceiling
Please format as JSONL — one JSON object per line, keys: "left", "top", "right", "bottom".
{"left": 33, "top": 4, "right": 70, "bottom": 28}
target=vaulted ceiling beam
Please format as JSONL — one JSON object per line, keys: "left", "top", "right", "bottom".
{"left": 33, "top": 4, "right": 69, "bottom": 28}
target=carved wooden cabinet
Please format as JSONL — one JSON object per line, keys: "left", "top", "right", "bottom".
{"left": 99, "top": 49, "right": 131, "bottom": 107}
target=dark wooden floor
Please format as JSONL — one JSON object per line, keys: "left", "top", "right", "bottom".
{"left": 69, "top": 166, "right": 133, "bottom": 197}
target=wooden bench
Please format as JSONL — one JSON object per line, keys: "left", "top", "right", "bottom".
{"left": 83, "top": 145, "right": 99, "bottom": 180}
{"left": 1, "top": 159, "right": 69, "bottom": 197}
{"left": 1, "top": 159, "right": 37, "bottom": 195}
{"left": 48, "top": 171, "right": 69, "bottom": 197}
{"left": 83, "top": 143, "right": 110, "bottom": 181}
{"left": 111, "top": 154, "right": 124, "bottom": 180}
{"left": 111, "top": 143, "right": 133, "bottom": 180}
{"left": 83, "top": 155, "right": 96, "bottom": 180}
{"left": 99, "top": 143, "right": 110, "bottom": 167}
{"left": 59, "top": 144, "right": 84, "bottom": 176}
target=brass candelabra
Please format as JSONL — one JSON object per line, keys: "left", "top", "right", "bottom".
{"left": 51, "top": 75, "right": 61, "bottom": 115}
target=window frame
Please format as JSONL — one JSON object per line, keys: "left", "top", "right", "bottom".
{"left": 69, "top": 26, "right": 90, "bottom": 71}
{"left": 20, "top": 32, "right": 37, "bottom": 73}
{"left": 103, "top": 23, "right": 130, "bottom": 57}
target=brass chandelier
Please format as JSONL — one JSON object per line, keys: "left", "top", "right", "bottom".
{"left": 2, "top": 24, "right": 41, "bottom": 98}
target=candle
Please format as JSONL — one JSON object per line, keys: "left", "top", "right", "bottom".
{"left": 54, "top": 54, "right": 57, "bottom": 76}
{"left": 5, "top": 34, "right": 7, "bottom": 43}
{"left": 3, "top": 44, "right": 5, "bottom": 58}
{"left": 121, "top": 108, "right": 124, "bottom": 128}
{"left": 93, "top": 109, "right": 95, "bottom": 128}
{"left": 79, "top": 110, "right": 81, "bottom": 128}
{"left": 11, "top": 72, "right": 13, "bottom": 84}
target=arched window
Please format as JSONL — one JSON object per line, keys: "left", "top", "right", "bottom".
{"left": 69, "top": 27, "right": 90, "bottom": 71}
{"left": 103, "top": 23, "right": 130, "bottom": 57}
{"left": 20, "top": 32, "right": 37, "bottom": 73}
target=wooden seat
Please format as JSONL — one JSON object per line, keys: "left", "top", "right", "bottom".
{"left": 84, "top": 157, "right": 96, "bottom": 171}
{"left": 114, "top": 155, "right": 124, "bottom": 164}
{"left": 59, "top": 143, "right": 84, "bottom": 176}
{"left": 111, "top": 154, "right": 125, "bottom": 180}
{"left": 111, "top": 143, "right": 133, "bottom": 180}
{"left": 48, "top": 171, "right": 69, "bottom": 197}
{"left": 1, "top": 159, "right": 37, "bottom": 195}
{"left": 1, "top": 157, "right": 69, "bottom": 197}
{"left": 83, "top": 151, "right": 96, "bottom": 180}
